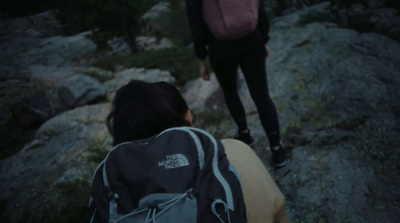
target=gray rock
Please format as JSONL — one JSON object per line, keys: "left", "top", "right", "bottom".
{"left": 282, "top": 147, "right": 376, "bottom": 222}
{"left": 9, "top": 95, "right": 52, "bottom": 127}
{"left": 371, "top": 7, "right": 398, "bottom": 19}
{"left": 271, "top": 2, "right": 332, "bottom": 28}
{"left": 373, "top": 17, "right": 400, "bottom": 33}
{"left": 104, "top": 68, "right": 175, "bottom": 95}
{"left": 182, "top": 74, "right": 223, "bottom": 112}
{"left": 0, "top": 103, "right": 112, "bottom": 223}
{"left": 57, "top": 75, "right": 108, "bottom": 107}
{"left": 20, "top": 31, "right": 96, "bottom": 67}
{"left": 142, "top": 2, "right": 170, "bottom": 21}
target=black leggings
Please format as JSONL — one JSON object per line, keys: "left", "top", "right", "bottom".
{"left": 208, "top": 30, "right": 280, "bottom": 147}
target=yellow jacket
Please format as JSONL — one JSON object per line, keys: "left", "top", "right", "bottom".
{"left": 221, "top": 139, "right": 290, "bottom": 223}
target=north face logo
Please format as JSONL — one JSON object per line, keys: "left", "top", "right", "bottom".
{"left": 158, "top": 154, "right": 189, "bottom": 170}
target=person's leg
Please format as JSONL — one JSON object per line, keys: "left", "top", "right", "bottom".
{"left": 238, "top": 31, "right": 287, "bottom": 167}
{"left": 239, "top": 35, "right": 281, "bottom": 147}
{"left": 209, "top": 41, "right": 248, "bottom": 132}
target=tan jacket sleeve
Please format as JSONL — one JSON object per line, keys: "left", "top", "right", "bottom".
{"left": 221, "top": 139, "right": 290, "bottom": 223}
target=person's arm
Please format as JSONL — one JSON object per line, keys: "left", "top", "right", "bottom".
{"left": 199, "top": 59, "right": 210, "bottom": 81}
{"left": 185, "top": 0, "right": 208, "bottom": 60}
{"left": 257, "top": 0, "right": 270, "bottom": 44}
{"left": 257, "top": 0, "right": 271, "bottom": 59}
{"left": 185, "top": 0, "right": 211, "bottom": 80}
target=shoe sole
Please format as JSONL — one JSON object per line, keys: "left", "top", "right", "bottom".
{"left": 275, "top": 160, "right": 286, "bottom": 168}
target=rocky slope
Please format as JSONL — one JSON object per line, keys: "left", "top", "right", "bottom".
{"left": 1, "top": 3, "right": 399, "bottom": 223}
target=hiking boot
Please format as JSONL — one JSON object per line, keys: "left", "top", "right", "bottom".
{"left": 271, "top": 142, "right": 287, "bottom": 168}
{"left": 234, "top": 129, "right": 255, "bottom": 147}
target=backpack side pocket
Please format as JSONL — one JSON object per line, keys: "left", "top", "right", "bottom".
{"left": 114, "top": 190, "right": 197, "bottom": 223}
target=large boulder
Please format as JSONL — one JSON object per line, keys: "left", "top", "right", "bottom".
{"left": 141, "top": 1, "right": 192, "bottom": 45}
{"left": 258, "top": 7, "right": 400, "bottom": 222}
{"left": 0, "top": 103, "right": 112, "bottom": 222}
{"left": 182, "top": 75, "right": 223, "bottom": 112}
{"left": 19, "top": 31, "right": 96, "bottom": 68}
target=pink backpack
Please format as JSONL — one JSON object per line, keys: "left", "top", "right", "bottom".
{"left": 203, "top": 0, "right": 259, "bottom": 41}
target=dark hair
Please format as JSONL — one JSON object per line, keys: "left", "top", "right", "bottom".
{"left": 106, "top": 80, "right": 190, "bottom": 145}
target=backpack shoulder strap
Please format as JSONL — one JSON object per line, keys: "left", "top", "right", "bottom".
{"left": 188, "top": 127, "right": 235, "bottom": 211}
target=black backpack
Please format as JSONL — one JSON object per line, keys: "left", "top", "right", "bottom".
{"left": 88, "top": 127, "right": 247, "bottom": 223}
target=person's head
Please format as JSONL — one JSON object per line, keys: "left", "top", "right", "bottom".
{"left": 106, "top": 80, "right": 193, "bottom": 145}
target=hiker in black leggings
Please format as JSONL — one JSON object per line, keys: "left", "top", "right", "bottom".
{"left": 185, "top": 0, "right": 287, "bottom": 167}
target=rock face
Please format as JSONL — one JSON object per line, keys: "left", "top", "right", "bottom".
{"left": 257, "top": 4, "right": 400, "bottom": 222}
{"left": 332, "top": 0, "right": 400, "bottom": 42}
{"left": 1, "top": 4, "right": 400, "bottom": 223}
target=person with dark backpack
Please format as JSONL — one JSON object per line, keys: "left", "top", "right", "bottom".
{"left": 185, "top": 0, "right": 287, "bottom": 168}
{"left": 87, "top": 80, "right": 289, "bottom": 223}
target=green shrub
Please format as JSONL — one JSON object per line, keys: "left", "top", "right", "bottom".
{"left": 0, "top": 81, "right": 46, "bottom": 160}
{"left": 84, "top": 67, "right": 114, "bottom": 82}
{"left": 123, "top": 47, "right": 199, "bottom": 84}
{"left": 91, "top": 55, "right": 129, "bottom": 71}
{"left": 192, "top": 110, "right": 229, "bottom": 140}
{"left": 92, "top": 46, "right": 203, "bottom": 85}
{"left": 196, "top": 110, "right": 227, "bottom": 127}
{"left": 164, "top": 0, "right": 192, "bottom": 46}
{"left": 299, "top": 11, "right": 333, "bottom": 25}
{"left": 0, "top": 119, "right": 36, "bottom": 160}
{"left": 17, "top": 179, "right": 91, "bottom": 223}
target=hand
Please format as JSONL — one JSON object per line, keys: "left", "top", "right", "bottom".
{"left": 199, "top": 60, "right": 210, "bottom": 81}
{"left": 265, "top": 44, "right": 270, "bottom": 60}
